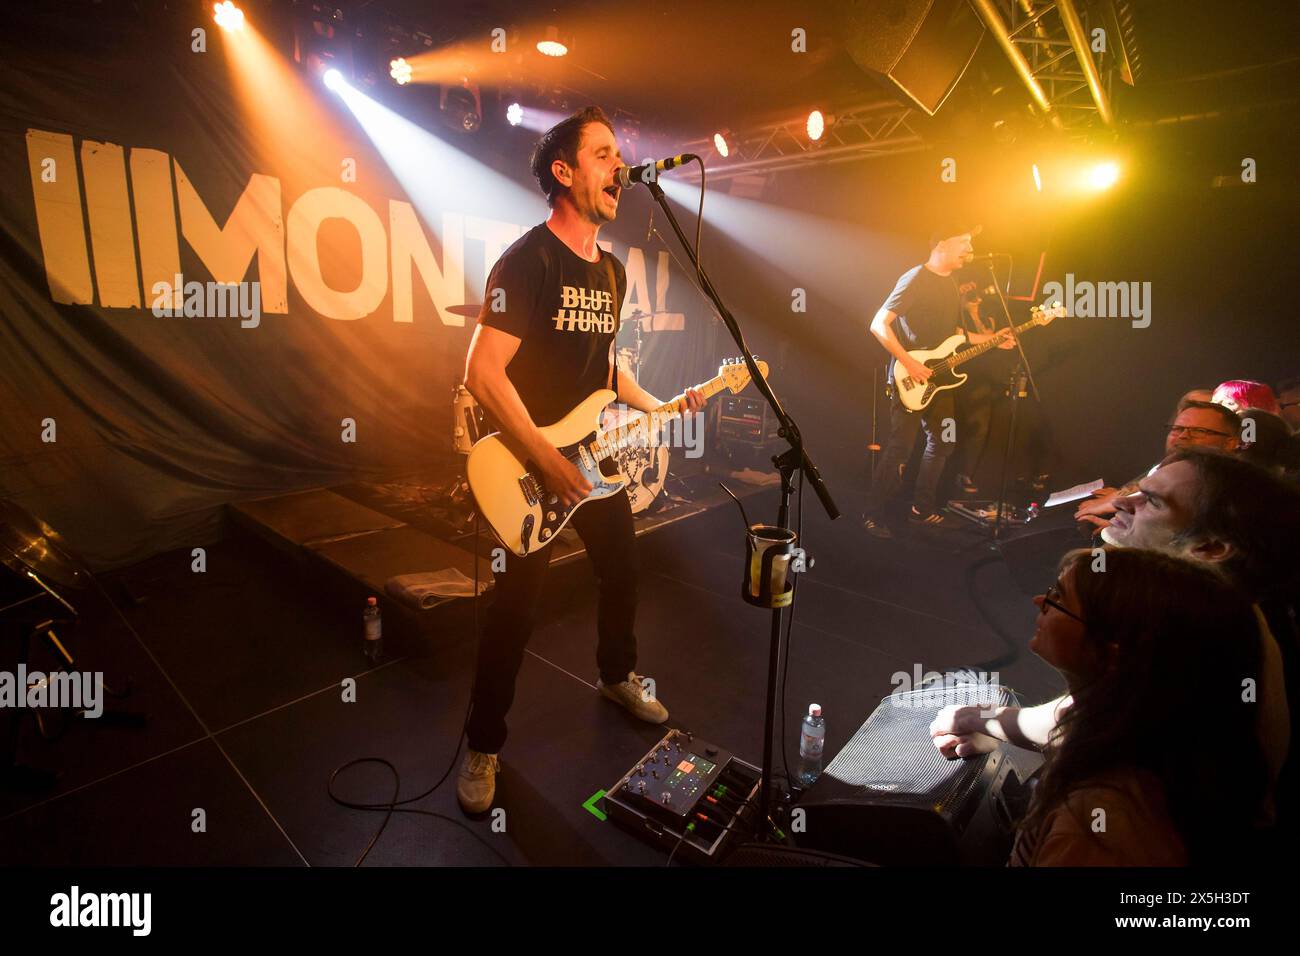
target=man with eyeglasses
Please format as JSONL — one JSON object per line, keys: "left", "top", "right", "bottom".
{"left": 1075, "top": 399, "right": 1241, "bottom": 534}
{"left": 932, "top": 448, "right": 1298, "bottom": 840}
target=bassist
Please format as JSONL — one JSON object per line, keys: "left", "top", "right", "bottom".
{"left": 863, "top": 222, "right": 1008, "bottom": 537}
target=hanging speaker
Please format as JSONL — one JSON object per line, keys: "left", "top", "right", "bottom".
{"left": 836, "top": 0, "right": 986, "bottom": 116}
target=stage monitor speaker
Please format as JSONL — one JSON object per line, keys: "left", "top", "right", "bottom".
{"left": 795, "top": 673, "right": 1042, "bottom": 866}
{"left": 836, "top": 0, "right": 986, "bottom": 116}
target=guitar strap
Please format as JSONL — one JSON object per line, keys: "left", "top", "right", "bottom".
{"left": 601, "top": 252, "right": 619, "bottom": 394}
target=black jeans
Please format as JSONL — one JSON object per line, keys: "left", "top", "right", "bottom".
{"left": 466, "top": 488, "right": 639, "bottom": 754}
{"left": 866, "top": 388, "right": 956, "bottom": 518}
{"left": 954, "top": 380, "right": 996, "bottom": 481}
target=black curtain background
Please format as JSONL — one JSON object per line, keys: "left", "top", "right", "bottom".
{"left": 3, "top": 4, "right": 1296, "bottom": 570}
{"left": 0, "top": 6, "right": 718, "bottom": 569}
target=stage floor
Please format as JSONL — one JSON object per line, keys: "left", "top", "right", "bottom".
{"left": 1, "top": 475, "right": 1065, "bottom": 866}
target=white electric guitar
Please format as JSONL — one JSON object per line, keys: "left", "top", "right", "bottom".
{"left": 467, "top": 359, "right": 770, "bottom": 556}
{"left": 892, "top": 301, "right": 1064, "bottom": 411}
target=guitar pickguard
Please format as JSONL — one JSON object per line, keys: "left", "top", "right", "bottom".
{"left": 520, "top": 433, "right": 622, "bottom": 552}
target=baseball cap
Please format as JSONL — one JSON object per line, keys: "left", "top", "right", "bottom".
{"left": 929, "top": 221, "right": 982, "bottom": 248}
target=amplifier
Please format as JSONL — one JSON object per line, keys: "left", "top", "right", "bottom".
{"left": 718, "top": 396, "right": 780, "bottom": 446}
{"left": 603, "top": 729, "right": 761, "bottom": 864}
{"left": 795, "top": 676, "right": 1042, "bottom": 866}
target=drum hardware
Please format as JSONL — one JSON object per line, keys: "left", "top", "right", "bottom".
{"left": 617, "top": 309, "right": 652, "bottom": 384}
{"left": 1, "top": 499, "right": 139, "bottom": 791}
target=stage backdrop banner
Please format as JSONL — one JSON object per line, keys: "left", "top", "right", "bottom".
{"left": 0, "top": 11, "right": 710, "bottom": 569}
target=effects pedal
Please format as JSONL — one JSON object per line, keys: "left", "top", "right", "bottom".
{"left": 602, "top": 729, "right": 761, "bottom": 864}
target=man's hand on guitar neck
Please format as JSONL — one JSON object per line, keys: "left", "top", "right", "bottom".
{"left": 674, "top": 388, "right": 707, "bottom": 417}
{"left": 967, "top": 329, "right": 1016, "bottom": 350}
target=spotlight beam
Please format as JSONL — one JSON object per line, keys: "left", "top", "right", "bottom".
{"left": 329, "top": 81, "right": 544, "bottom": 229}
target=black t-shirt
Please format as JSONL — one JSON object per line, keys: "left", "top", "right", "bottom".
{"left": 883, "top": 264, "right": 961, "bottom": 351}
{"left": 960, "top": 301, "right": 1015, "bottom": 386}
{"left": 477, "top": 223, "right": 627, "bottom": 427}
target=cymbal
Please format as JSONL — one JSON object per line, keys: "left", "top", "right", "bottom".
{"left": 446, "top": 304, "right": 483, "bottom": 318}
{"left": 0, "top": 498, "right": 92, "bottom": 591}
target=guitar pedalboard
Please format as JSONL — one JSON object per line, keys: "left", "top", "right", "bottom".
{"left": 602, "top": 729, "right": 761, "bottom": 865}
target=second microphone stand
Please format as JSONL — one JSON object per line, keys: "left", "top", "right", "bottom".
{"left": 979, "top": 259, "right": 1040, "bottom": 540}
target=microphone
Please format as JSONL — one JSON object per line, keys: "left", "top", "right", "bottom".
{"left": 964, "top": 253, "right": 1005, "bottom": 264}
{"left": 614, "top": 154, "right": 698, "bottom": 188}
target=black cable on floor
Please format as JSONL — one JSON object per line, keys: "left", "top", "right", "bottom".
{"left": 326, "top": 512, "right": 503, "bottom": 866}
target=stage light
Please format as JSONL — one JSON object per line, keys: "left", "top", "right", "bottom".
{"left": 1087, "top": 161, "right": 1120, "bottom": 191}
{"left": 322, "top": 68, "right": 344, "bottom": 91}
{"left": 506, "top": 103, "right": 524, "bottom": 126}
{"left": 389, "top": 57, "right": 412, "bottom": 85}
{"left": 806, "top": 110, "right": 825, "bottom": 142}
{"left": 713, "top": 131, "right": 731, "bottom": 158}
{"left": 537, "top": 26, "right": 568, "bottom": 57}
{"left": 213, "top": 1, "right": 244, "bottom": 31}
{"left": 1032, "top": 163, "right": 1042, "bottom": 192}
{"left": 440, "top": 82, "right": 481, "bottom": 133}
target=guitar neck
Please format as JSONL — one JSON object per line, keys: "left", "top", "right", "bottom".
{"left": 592, "top": 374, "right": 730, "bottom": 462}
{"left": 945, "top": 317, "right": 1037, "bottom": 369}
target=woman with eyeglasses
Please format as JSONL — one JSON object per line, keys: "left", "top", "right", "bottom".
{"left": 1005, "top": 547, "right": 1268, "bottom": 865}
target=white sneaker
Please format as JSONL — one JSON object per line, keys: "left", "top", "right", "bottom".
{"left": 597, "top": 671, "right": 669, "bottom": 724}
{"left": 456, "top": 749, "right": 500, "bottom": 814}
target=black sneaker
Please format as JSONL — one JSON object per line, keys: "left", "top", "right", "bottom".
{"left": 957, "top": 474, "right": 979, "bottom": 495}
{"left": 909, "top": 507, "right": 950, "bottom": 527}
{"left": 863, "top": 517, "right": 893, "bottom": 539}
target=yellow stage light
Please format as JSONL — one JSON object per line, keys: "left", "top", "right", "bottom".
{"left": 213, "top": 1, "right": 244, "bottom": 31}
{"left": 1087, "top": 161, "right": 1120, "bottom": 191}
{"left": 537, "top": 26, "right": 568, "bottom": 57}
{"left": 389, "top": 57, "right": 412, "bottom": 85}
{"left": 806, "top": 110, "right": 825, "bottom": 142}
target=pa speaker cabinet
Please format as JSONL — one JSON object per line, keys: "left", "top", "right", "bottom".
{"left": 836, "top": 0, "right": 986, "bottom": 116}
{"left": 795, "top": 677, "right": 1042, "bottom": 866}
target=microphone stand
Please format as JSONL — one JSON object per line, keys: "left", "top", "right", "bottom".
{"left": 980, "top": 259, "right": 1040, "bottom": 540}
{"left": 644, "top": 179, "right": 839, "bottom": 839}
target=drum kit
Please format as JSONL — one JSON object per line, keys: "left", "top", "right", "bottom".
{"left": 448, "top": 307, "right": 673, "bottom": 516}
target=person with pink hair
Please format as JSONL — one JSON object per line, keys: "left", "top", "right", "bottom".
{"left": 1214, "top": 380, "right": 1281, "bottom": 416}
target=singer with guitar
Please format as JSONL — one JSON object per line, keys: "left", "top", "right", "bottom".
{"left": 863, "top": 222, "right": 1014, "bottom": 538}
{"left": 457, "top": 107, "right": 704, "bottom": 814}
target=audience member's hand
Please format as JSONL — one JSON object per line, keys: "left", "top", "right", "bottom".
{"left": 1074, "top": 495, "right": 1119, "bottom": 521}
{"left": 930, "top": 705, "right": 1000, "bottom": 759}
{"left": 1076, "top": 514, "right": 1112, "bottom": 534}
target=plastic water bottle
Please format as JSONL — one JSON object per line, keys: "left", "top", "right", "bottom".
{"left": 798, "top": 704, "right": 825, "bottom": 786}
{"left": 363, "top": 596, "right": 382, "bottom": 665}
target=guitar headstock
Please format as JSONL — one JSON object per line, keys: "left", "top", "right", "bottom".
{"left": 719, "top": 357, "right": 770, "bottom": 394}
{"left": 1030, "top": 300, "right": 1065, "bottom": 326}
